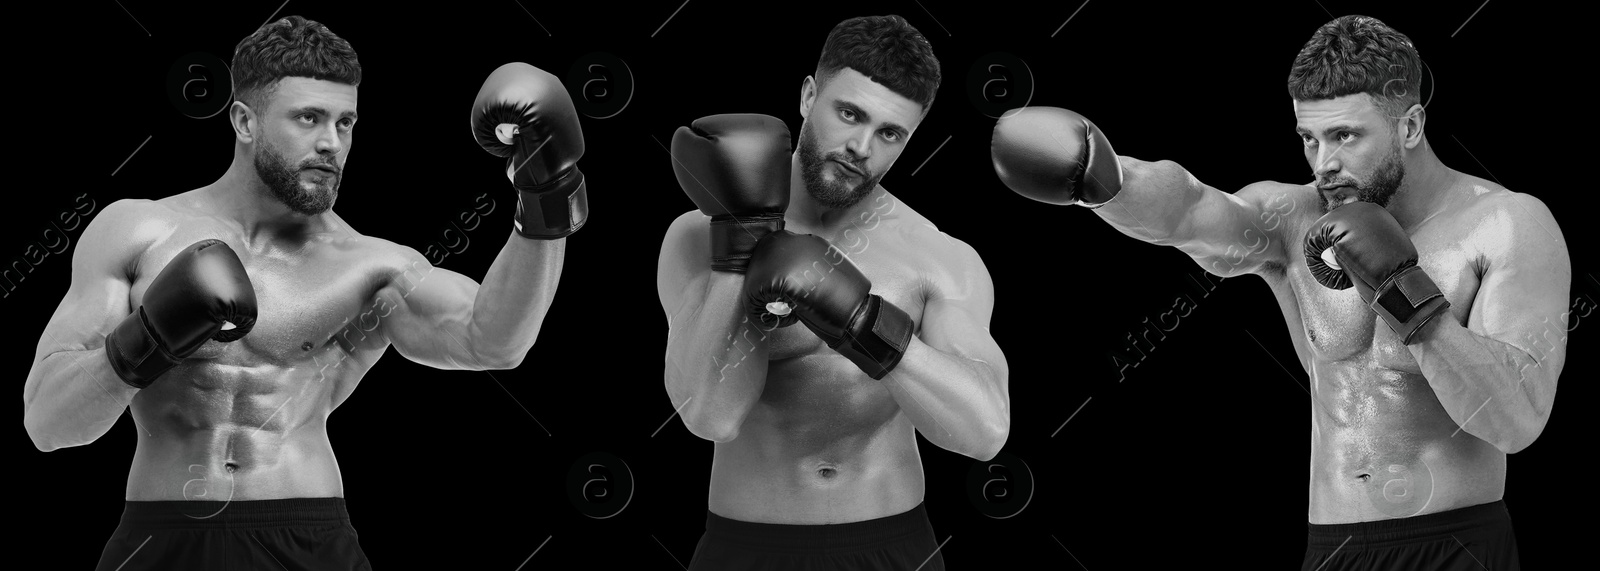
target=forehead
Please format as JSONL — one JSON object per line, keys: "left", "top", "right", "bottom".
{"left": 818, "top": 67, "right": 924, "bottom": 129}
{"left": 266, "top": 76, "right": 357, "bottom": 111}
{"left": 1293, "top": 93, "right": 1381, "bottom": 130}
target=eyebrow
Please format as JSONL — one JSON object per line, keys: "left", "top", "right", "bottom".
{"left": 296, "top": 106, "right": 358, "bottom": 121}
{"left": 1295, "top": 123, "right": 1361, "bottom": 137}
{"left": 835, "top": 100, "right": 909, "bottom": 138}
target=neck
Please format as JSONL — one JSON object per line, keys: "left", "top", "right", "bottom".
{"left": 1386, "top": 137, "right": 1458, "bottom": 230}
{"left": 207, "top": 148, "right": 336, "bottom": 244}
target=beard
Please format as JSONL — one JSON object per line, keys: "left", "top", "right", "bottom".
{"left": 254, "top": 138, "right": 339, "bottom": 215}
{"left": 797, "top": 120, "right": 881, "bottom": 209}
{"left": 1322, "top": 142, "right": 1404, "bottom": 211}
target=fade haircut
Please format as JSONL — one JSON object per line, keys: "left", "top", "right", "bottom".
{"left": 815, "top": 15, "right": 941, "bottom": 113}
{"left": 231, "top": 15, "right": 361, "bottom": 113}
{"left": 1287, "top": 15, "right": 1423, "bottom": 120}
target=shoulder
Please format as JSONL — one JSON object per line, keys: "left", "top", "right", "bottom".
{"left": 1237, "top": 180, "right": 1320, "bottom": 216}
{"left": 76, "top": 198, "right": 178, "bottom": 270}
{"left": 1458, "top": 181, "right": 1564, "bottom": 255}
{"left": 894, "top": 207, "right": 992, "bottom": 299}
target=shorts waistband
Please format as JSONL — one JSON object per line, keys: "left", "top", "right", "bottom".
{"left": 704, "top": 503, "right": 933, "bottom": 554}
{"left": 1307, "top": 500, "right": 1510, "bottom": 550}
{"left": 117, "top": 497, "right": 352, "bottom": 530}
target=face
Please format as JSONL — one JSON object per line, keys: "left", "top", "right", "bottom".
{"left": 798, "top": 67, "right": 924, "bottom": 209}
{"left": 1294, "top": 93, "right": 1406, "bottom": 211}
{"left": 249, "top": 77, "right": 357, "bottom": 215}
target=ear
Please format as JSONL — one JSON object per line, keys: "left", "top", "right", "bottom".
{"left": 799, "top": 75, "right": 817, "bottom": 120}
{"left": 231, "top": 100, "right": 257, "bottom": 145}
{"left": 1398, "top": 103, "right": 1425, "bottom": 149}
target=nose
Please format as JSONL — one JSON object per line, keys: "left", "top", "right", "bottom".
{"left": 844, "top": 127, "right": 873, "bottom": 161}
{"left": 315, "top": 123, "right": 346, "bottom": 155}
{"left": 1311, "top": 145, "right": 1341, "bottom": 180}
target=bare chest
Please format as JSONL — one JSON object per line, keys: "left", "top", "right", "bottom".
{"left": 1285, "top": 221, "right": 1481, "bottom": 370}
{"left": 129, "top": 224, "right": 396, "bottom": 380}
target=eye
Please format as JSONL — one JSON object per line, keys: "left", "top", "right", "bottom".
{"left": 881, "top": 130, "right": 901, "bottom": 143}
{"left": 1299, "top": 134, "right": 1316, "bottom": 147}
{"left": 1338, "top": 131, "right": 1357, "bottom": 143}
{"left": 839, "top": 108, "right": 856, "bottom": 122}
{"left": 339, "top": 118, "right": 355, "bottom": 129}
{"left": 298, "top": 114, "right": 317, "bottom": 124}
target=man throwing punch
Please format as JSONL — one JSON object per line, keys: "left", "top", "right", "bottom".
{"left": 22, "top": 16, "right": 590, "bottom": 570}
{"left": 991, "top": 15, "right": 1566, "bottom": 570}
{"left": 657, "top": 15, "right": 1009, "bottom": 571}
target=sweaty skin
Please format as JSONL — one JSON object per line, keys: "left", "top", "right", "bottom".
{"left": 1092, "top": 93, "right": 1566, "bottom": 524}
{"left": 659, "top": 69, "right": 1009, "bottom": 524}
{"left": 23, "top": 76, "right": 563, "bottom": 503}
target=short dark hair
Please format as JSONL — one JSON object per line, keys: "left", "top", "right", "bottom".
{"left": 232, "top": 15, "right": 361, "bottom": 112}
{"left": 815, "top": 15, "right": 941, "bottom": 112}
{"left": 1287, "top": 15, "right": 1422, "bottom": 119}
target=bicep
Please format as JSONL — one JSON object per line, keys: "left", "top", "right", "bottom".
{"left": 26, "top": 201, "right": 141, "bottom": 398}
{"left": 377, "top": 254, "right": 482, "bottom": 368}
{"left": 1116, "top": 159, "right": 1294, "bottom": 277}
{"left": 1466, "top": 195, "right": 1571, "bottom": 369}
{"left": 918, "top": 248, "right": 1008, "bottom": 377}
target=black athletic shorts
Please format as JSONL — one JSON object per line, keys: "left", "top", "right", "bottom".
{"left": 1303, "top": 500, "right": 1518, "bottom": 570}
{"left": 687, "top": 502, "right": 945, "bottom": 571}
{"left": 95, "top": 497, "right": 370, "bottom": 571}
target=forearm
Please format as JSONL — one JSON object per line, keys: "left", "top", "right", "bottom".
{"left": 465, "top": 235, "right": 567, "bottom": 367}
{"left": 1411, "top": 319, "right": 1560, "bottom": 453}
{"left": 883, "top": 338, "right": 1009, "bottom": 460}
{"left": 24, "top": 348, "right": 139, "bottom": 451}
{"left": 1092, "top": 157, "right": 1201, "bottom": 245}
{"left": 664, "top": 273, "right": 768, "bottom": 442}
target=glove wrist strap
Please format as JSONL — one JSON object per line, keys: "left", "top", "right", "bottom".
{"left": 1371, "top": 265, "right": 1451, "bottom": 345}
{"left": 514, "top": 167, "right": 587, "bottom": 239}
{"left": 709, "top": 214, "right": 785, "bottom": 273}
{"left": 104, "top": 308, "right": 180, "bottom": 389}
{"left": 830, "top": 295, "right": 914, "bottom": 380}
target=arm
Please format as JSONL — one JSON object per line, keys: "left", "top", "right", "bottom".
{"left": 882, "top": 242, "right": 1009, "bottom": 461}
{"left": 23, "top": 199, "right": 147, "bottom": 451}
{"left": 658, "top": 213, "right": 769, "bottom": 442}
{"left": 378, "top": 235, "right": 564, "bottom": 371}
{"left": 1410, "top": 193, "right": 1569, "bottom": 453}
{"left": 991, "top": 106, "right": 1297, "bottom": 277}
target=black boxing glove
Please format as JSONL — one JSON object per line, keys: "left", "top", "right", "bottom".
{"left": 105, "top": 239, "right": 258, "bottom": 388}
{"left": 991, "top": 106, "right": 1122, "bottom": 207}
{"left": 671, "top": 114, "right": 793, "bottom": 272}
{"left": 471, "top": 63, "right": 588, "bottom": 239}
{"left": 1304, "top": 202, "right": 1450, "bottom": 344}
{"left": 744, "top": 231, "right": 914, "bottom": 380}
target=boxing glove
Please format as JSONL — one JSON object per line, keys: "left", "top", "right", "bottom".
{"left": 991, "top": 106, "right": 1122, "bottom": 207}
{"left": 105, "top": 239, "right": 258, "bottom": 388}
{"left": 1304, "top": 202, "right": 1450, "bottom": 344}
{"left": 744, "top": 231, "right": 914, "bottom": 380}
{"left": 471, "top": 62, "right": 588, "bottom": 239}
{"left": 671, "top": 114, "right": 792, "bottom": 272}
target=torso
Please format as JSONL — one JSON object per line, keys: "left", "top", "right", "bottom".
{"left": 1265, "top": 178, "right": 1510, "bottom": 524}
{"left": 708, "top": 191, "right": 954, "bottom": 524}
{"left": 122, "top": 193, "right": 410, "bottom": 501}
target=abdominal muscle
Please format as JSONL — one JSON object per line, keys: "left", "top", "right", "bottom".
{"left": 1308, "top": 358, "right": 1505, "bottom": 524}
{"left": 707, "top": 351, "right": 924, "bottom": 524}
{"left": 123, "top": 358, "right": 344, "bottom": 502}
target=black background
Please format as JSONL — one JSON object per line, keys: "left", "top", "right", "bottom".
{"left": 13, "top": 1, "right": 1590, "bottom": 568}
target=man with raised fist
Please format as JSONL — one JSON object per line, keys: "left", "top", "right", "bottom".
{"left": 658, "top": 15, "right": 1009, "bottom": 571}
{"left": 991, "top": 15, "right": 1566, "bottom": 571}
{"left": 23, "top": 16, "right": 582, "bottom": 570}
